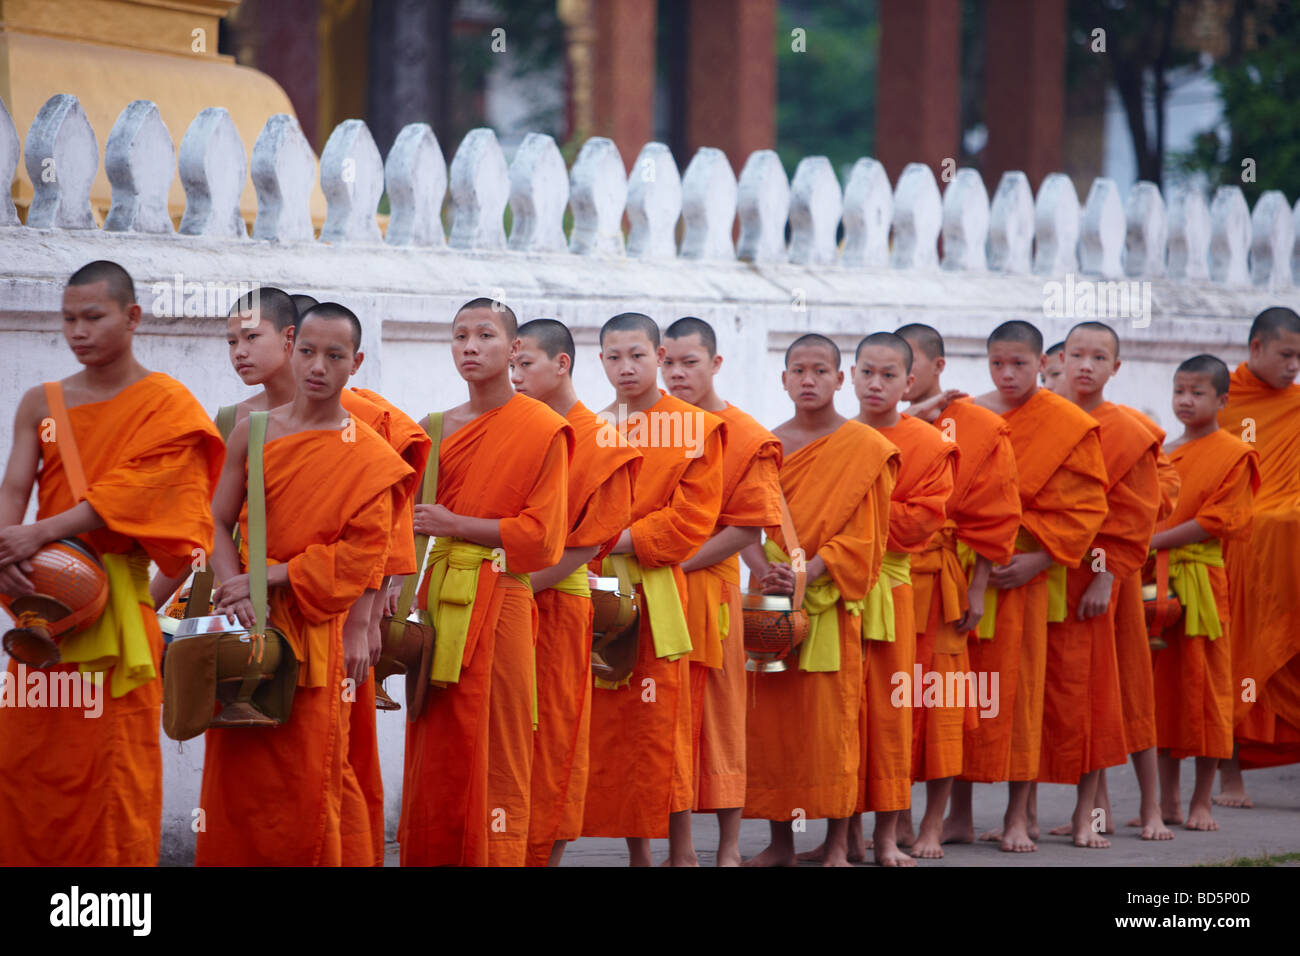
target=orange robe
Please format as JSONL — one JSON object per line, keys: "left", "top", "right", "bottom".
{"left": 744, "top": 421, "right": 899, "bottom": 822}
{"left": 525, "top": 401, "right": 639, "bottom": 866}
{"left": 341, "top": 388, "right": 432, "bottom": 866}
{"left": 687, "top": 403, "right": 782, "bottom": 812}
{"left": 0, "top": 373, "right": 222, "bottom": 866}
{"left": 912, "top": 399, "right": 1020, "bottom": 782}
{"left": 583, "top": 392, "right": 725, "bottom": 838}
{"left": 400, "top": 394, "right": 571, "bottom": 866}
{"left": 964, "top": 389, "right": 1107, "bottom": 783}
{"left": 1219, "top": 363, "right": 1300, "bottom": 767}
{"left": 1039, "top": 401, "right": 1159, "bottom": 783}
{"left": 1152, "top": 430, "right": 1259, "bottom": 759}
{"left": 195, "top": 420, "right": 410, "bottom": 865}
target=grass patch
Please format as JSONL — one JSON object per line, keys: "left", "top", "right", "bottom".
{"left": 1196, "top": 850, "right": 1300, "bottom": 867}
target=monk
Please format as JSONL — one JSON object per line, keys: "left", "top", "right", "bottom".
{"left": 399, "top": 298, "right": 572, "bottom": 867}
{"left": 662, "top": 316, "right": 783, "bottom": 867}
{"left": 742, "top": 334, "right": 899, "bottom": 867}
{"left": 195, "top": 303, "right": 410, "bottom": 865}
{"left": 948, "top": 320, "right": 1107, "bottom": 853}
{"left": 895, "top": 323, "right": 1021, "bottom": 860}
{"left": 1041, "top": 341, "right": 1065, "bottom": 392}
{"left": 1151, "top": 354, "right": 1259, "bottom": 832}
{"left": 511, "top": 318, "right": 639, "bottom": 867}
{"left": 1215, "top": 306, "right": 1300, "bottom": 806}
{"left": 581, "top": 312, "right": 725, "bottom": 867}
{"left": 0, "top": 261, "right": 222, "bottom": 865}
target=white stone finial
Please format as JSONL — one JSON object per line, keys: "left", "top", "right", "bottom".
{"left": 1123, "top": 181, "right": 1167, "bottom": 277}
{"left": 24, "top": 94, "right": 98, "bottom": 230}
{"left": 508, "top": 131, "right": 567, "bottom": 253}
{"left": 1249, "top": 189, "right": 1293, "bottom": 290}
{"left": 1209, "top": 185, "right": 1251, "bottom": 285}
{"left": 736, "top": 149, "right": 790, "bottom": 264}
{"left": 0, "top": 97, "right": 17, "bottom": 227}
{"left": 385, "top": 122, "right": 446, "bottom": 247}
{"left": 680, "top": 147, "right": 737, "bottom": 260}
{"left": 103, "top": 100, "right": 174, "bottom": 234}
{"left": 319, "top": 119, "right": 383, "bottom": 244}
{"left": 1078, "top": 177, "right": 1125, "bottom": 278}
{"left": 987, "top": 171, "right": 1034, "bottom": 274}
{"left": 840, "top": 157, "right": 892, "bottom": 268}
{"left": 626, "top": 141, "right": 682, "bottom": 260}
{"left": 890, "top": 162, "right": 941, "bottom": 270}
{"left": 941, "top": 168, "right": 990, "bottom": 272}
{"left": 1168, "top": 185, "right": 1210, "bottom": 281}
{"left": 789, "top": 155, "right": 843, "bottom": 266}
{"left": 568, "top": 136, "right": 627, "bottom": 256}
{"left": 1032, "top": 172, "right": 1080, "bottom": 275}
{"left": 448, "top": 128, "right": 509, "bottom": 251}
{"left": 177, "top": 107, "right": 247, "bottom": 238}
{"left": 250, "top": 113, "right": 315, "bottom": 242}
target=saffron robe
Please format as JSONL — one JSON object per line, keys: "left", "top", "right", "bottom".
{"left": 1039, "top": 401, "right": 1160, "bottom": 783}
{"left": 525, "top": 401, "right": 639, "bottom": 866}
{"left": 195, "top": 421, "right": 410, "bottom": 865}
{"left": 0, "top": 373, "right": 222, "bottom": 866}
{"left": 913, "top": 399, "right": 1020, "bottom": 781}
{"left": 399, "top": 393, "right": 572, "bottom": 866}
{"left": 686, "top": 403, "right": 782, "bottom": 812}
{"left": 1218, "top": 363, "right": 1300, "bottom": 766}
{"left": 860, "top": 415, "right": 956, "bottom": 812}
{"left": 583, "top": 392, "right": 725, "bottom": 838}
{"left": 964, "top": 388, "right": 1107, "bottom": 783}
{"left": 1152, "top": 430, "right": 1258, "bottom": 759}
{"left": 743, "top": 421, "right": 899, "bottom": 822}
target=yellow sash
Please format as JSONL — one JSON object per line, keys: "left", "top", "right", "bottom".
{"left": 1163, "top": 540, "right": 1224, "bottom": 640}
{"left": 956, "top": 541, "right": 997, "bottom": 639}
{"left": 423, "top": 538, "right": 529, "bottom": 685}
{"left": 762, "top": 538, "right": 860, "bottom": 672}
{"left": 861, "top": 550, "right": 912, "bottom": 642}
{"left": 600, "top": 554, "right": 692, "bottom": 661}
{"left": 1014, "top": 528, "right": 1067, "bottom": 623}
{"left": 58, "top": 551, "right": 156, "bottom": 698}
{"left": 549, "top": 565, "right": 592, "bottom": 599}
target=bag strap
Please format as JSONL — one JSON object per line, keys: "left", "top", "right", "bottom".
{"left": 775, "top": 486, "right": 806, "bottom": 610}
{"left": 233, "top": 411, "right": 270, "bottom": 704}
{"left": 43, "top": 382, "right": 89, "bottom": 500}
{"left": 609, "top": 553, "right": 636, "bottom": 630}
{"left": 186, "top": 405, "right": 241, "bottom": 618}
{"left": 215, "top": 404, "right": 238, "bottom": 442}
{"left": 388, "top": 413, "right": 444, "bottom": 640}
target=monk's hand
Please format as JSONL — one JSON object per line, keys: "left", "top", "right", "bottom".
{"left": 988, "top": 551, "right": 1052, "bottom": 590}
{"left": 215, "top": 598, "right": 255, "bottom": 629}
{"left": 761, "top": 562, "right": 795, "bottom": 596}
{"left": 413, "top": 503, "right": 460, "bottom": 538}
{"left": 956, "top": 585, "right": 985, "bottom": 634}
{"left": 213, "top": 573, "right": 252, "bottom": 608}
{"left": 1077, "top": 570, "right": 1114, "bottom": 620}
{"left": 384, "top": 582, "right": 401, "bottom": 617}
{"left": 0, "top": 523, "right": 49, "bottom": 567}
{"left": 0, "top": 560, "right": 36, "bottom": 597}
{"left": 906, "top": 388, "right": 969, "bottom": 424}
{"left": 342, "top": 620, "right": 370, "bottom": 688}
{"left": 368, "top": 620, "right": 383, "bottom": 668}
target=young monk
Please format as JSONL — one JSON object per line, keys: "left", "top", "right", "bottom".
{"left": 949, "top": 321, "right": 1107, "bottom": 852}
{"left": 1039, "top": 320, "right": 1163, "bottom": 847}
{"left": 581, "top": 312, "right": 725, "bottom": 867}
{"left": 662, "top": 316, "right": 783, "bottom": 867}
{"left": 895, "top": 323, "right": 1021, "bottom": 860}
{"left": 849, "top": 331, "right": 956, "bottom": 867}
{"left": 511, "top": 318, "right": 640, "bottom": 867}
{"left": 1151, "top": 354, "right": 1259, "bottom": 831}
{"left": 1042, "top": 341, "right": 1065, "bottom": 392}
{"left": 742, "top": 334, "right": 900, "bottom": 867}
{"left": 1215, "top": 307, "right": 1300, "bottom": 805}
{"left": 399, "top": 298, "right": 572, "bottom": 867}
{"left": 195, "top": 303, "right": 411, "bottom": 865}
{"left": 0, "top": 261, "right": 222, "bottom": 865}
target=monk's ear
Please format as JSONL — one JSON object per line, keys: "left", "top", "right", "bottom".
{"left": 124, "top": 301, "right": 142, "bottom": 331}
{"left": 934, "top": 355, "right": 946, "bottom": 376}
{"left": 1113, "top": 357, "right": 1122, "bottom": 375}
{"left": 656, "top": 345, "right": 666, "bottom": 366}
{"left": 1216, "top": 391, "right": 1229, "bottom": 412}
{"left": 711, "top": 353, "right": 723, "bottom": 375}
{"left": 283, "top": 325, "right": 296, "bottom": 349}
{"left": 1036, "top": 353, "right": 1047, "bottom": 374}
{"left": 351, "top": 349, "right": 364, "bottom": 375}
{"left": 834, "top": 369, "right": 845, "bottom": 390}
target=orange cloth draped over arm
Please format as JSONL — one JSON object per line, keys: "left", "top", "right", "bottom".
{"left": 744, "top": 422, "right": 899, "bottom": 822}
{"left": 350, "top": 388, "right": 432, "bottom": 576}
{"left": 400, "top": 394, "right": 572, "bottom": 866}
{"left": 0, "top": 373, "right": 222, "bottom": 866}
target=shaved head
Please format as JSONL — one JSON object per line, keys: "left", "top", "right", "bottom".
{"left": 857, "top": 331, "right": 913, "bottom": 372}
{"left": 1066, "top": 320, "right": 1120, "bottom": 358}
{"left": 1176, "top": 353, "right": 1231, "bottom": 395}
{"left": 457, "top": 297, "right": 518, "bottom": 337}
{"left": 1248, "top": 306, "right": 1300, "bottom": 345}
{"left": 232, "top": 286, "right": 297, "bottom": 332}
{"left": 896, "top": 323, "right": 944, "bottom": 360}
{"left": 785, "top": 333, "right": 840, "bottom": 369}
{"left": 67, "top": 260, "right": 135, "bottom": 306}
{"left": 664, "top": 316, "right": 717, "bottom": 357}
{"left": 517, "top": 318, "right": 575, "bottom": 369}
{"left": 299, "top": 301, "right": 362, "bottom": 351}
{"left": 987, "top": 320, "right": 1043, "bottom": 355}
{"left": 1046, "top": 340, "right": 1064, "bottom": 358}
{"left": 291, "top": 293, "right": 319, "bottom": 317}
{"left": 601, "top": 312, "right": 660, "bottom": 348}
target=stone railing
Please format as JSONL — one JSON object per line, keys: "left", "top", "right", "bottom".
{"left": 3, "top": 92, "right": 1299, "bottom": 862}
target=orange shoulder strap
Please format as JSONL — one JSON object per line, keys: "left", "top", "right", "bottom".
{"left": 43, "top": 381, "right": 89, "bottom": 500}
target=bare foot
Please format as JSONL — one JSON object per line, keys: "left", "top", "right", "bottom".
{"left": 822, "top": 849, "right": 854, "bottom": 867}
{"left": 1184, "top": 804, "right": 1219, "bottom": 831}
{"left": 940, "top": 816, "right": 974, "bottom": 844}
{"left": 1073, "top": 827, "right": 1111, "bottom": 848}
{"left": 874, "top": 842, "right": 918, "bottom": 867}
{"left": 795, "top": 843, "right": 825, "bottom": 863}
{"left": 999, "top": 821, "right": 1037, "bottom": 853}
{"left": 715, "top": 849, "right": 743, "bottom": 867}
{"left": 1127, "top": 812, "right": 1182, "bottom": 827}
{"left": 668, "top": 853, "right": 700, "bottom": 866}
{"left": 1212, "top": 789, "right": 1253, "bottom": 808}
{"left": 847, "top": 831, "right": 868, "bottom": 862}
{"left": 743, "top": 844, "right": 798, "bottom": 867}
{"left": 978, "top": 827, "right": 1003, "bottom": 842}
{"left": 910, "top": 825, "right": 944, "bottom": 859}
{"left": 1047, "top": 822, "right": 1073, "bottom": 836}
{"left": 1139, "top": 811, "right": 1175, "bottom": 841}
{"left": 895, "top": 811, "right": 916, "bottom": 848}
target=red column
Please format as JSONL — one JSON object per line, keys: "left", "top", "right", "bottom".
{"left": 984, "top": 0, "right": 1065, "bottom": 192}
{"left": 876, "top": 0, "right": 961, "bottom": 184}
{"left": 685, "top": 0, "right": 776, "bottom": 173}
{"left": 594, "top": 0, "right": 657, "bottom": 170}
